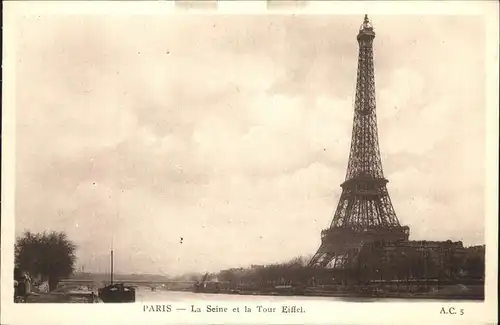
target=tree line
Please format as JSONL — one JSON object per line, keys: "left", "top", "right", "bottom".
{"left": 210, "top": 245, "right": 485, "bottom": 288}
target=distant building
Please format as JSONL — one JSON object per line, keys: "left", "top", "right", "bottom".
{"left": 354, "top": 240, "right": 475, "bottom": 281}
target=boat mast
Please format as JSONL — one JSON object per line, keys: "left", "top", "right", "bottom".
{"left": 110, "top": 235, "right": 115, "bottom": 285}
{"left": 110, "top": 249, "right": 114, "bottom": 285}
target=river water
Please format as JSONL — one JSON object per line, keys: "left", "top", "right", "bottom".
{"left": 134, "top": 287, "right": 404, "bottom": 303}
{"left": 136, "top": 288, "right": 332, "bottom": 302}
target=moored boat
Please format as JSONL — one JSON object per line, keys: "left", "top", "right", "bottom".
{"left": 98, "top": 249, "right": 135, "bottom": 303}
{"left": 98, "top": 283, "right": 135, "bottom": 302}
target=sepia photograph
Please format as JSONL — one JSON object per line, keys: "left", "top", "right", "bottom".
{"left": 1, "top": 1, "right": 498, "bottom": 325}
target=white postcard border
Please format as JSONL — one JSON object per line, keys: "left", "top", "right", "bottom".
{"left": 1, "top": 1, "right": 498, "bottom": 325}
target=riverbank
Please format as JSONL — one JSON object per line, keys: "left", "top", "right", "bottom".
{"left": 22, "top": 291, "right": 101, "bottom": 303}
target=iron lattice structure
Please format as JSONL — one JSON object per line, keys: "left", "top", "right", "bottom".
{"left": 309, "top": 15, "right": 410, "bottom": 269}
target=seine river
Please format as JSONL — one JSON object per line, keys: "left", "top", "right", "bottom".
{"left": 133, "top": 287, "right": 400, "bottom": 303}
{"left": 137, "top": 289, "right": 331, "bottom": 302}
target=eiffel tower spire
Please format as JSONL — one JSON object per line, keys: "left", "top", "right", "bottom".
{"left": 309, "top": 15, "right": 409, "bottom": 269}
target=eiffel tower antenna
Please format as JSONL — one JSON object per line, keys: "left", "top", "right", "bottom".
{"left": 309, "top": 15, "right": 410, "bottom": 269}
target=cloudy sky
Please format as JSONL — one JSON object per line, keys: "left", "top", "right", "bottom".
{"left": 14, "top": 14, "right": 486, "bottom": 275}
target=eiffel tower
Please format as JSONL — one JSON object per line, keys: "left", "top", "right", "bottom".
{"left": 309, "top": 15, "right": 410, "bottom": 269}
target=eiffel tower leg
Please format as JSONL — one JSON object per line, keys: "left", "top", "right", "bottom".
{"left": 308, "top": 251, "right": 324, "bottom": 267}
{"left": 309, "top": 249, "right": 337, "bottom": 268}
